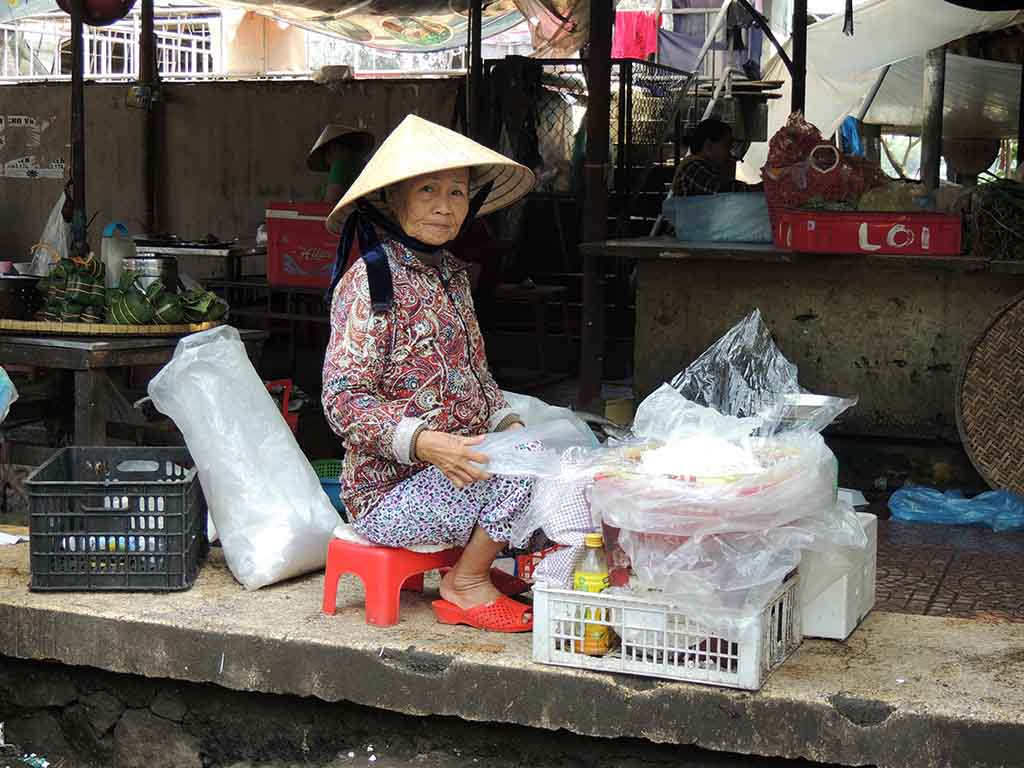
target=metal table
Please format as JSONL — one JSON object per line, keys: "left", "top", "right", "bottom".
{"left": 0, "top": 328, "right": 268, "bottom": 446}
{"left": 134, "top": 241, "right": 266, "bottom": 281}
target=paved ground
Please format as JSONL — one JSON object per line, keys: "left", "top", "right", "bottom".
{"left": 875, "top": 520, "right": 1024, "bottom": 621}
{"left": 2, "top": 520, "right": 1024, "bottom": 768}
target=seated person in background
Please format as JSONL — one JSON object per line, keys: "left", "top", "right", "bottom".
{"left": 308, "top": 124, "right": 376, "bottom": 207}
{"left": 671, "top": 118, "right": 752, "bottom": 197}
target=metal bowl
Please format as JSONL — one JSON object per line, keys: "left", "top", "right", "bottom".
{"left": 121, "top": 256, "right": 179, "bottom": 291}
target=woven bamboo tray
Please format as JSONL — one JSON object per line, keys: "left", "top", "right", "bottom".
{"left": 0, "top": 319, "right": 224, "bottom": 337}
{"left": 956, "top": 292, "right": 1024, "bottom": 496}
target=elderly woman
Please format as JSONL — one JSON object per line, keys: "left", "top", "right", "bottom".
{"left": 322, "top": 115, "right": 539, "bottom": 633}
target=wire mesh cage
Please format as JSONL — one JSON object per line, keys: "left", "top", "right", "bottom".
{"left": 483, "top": 56, "right": 690, "bottom": 197}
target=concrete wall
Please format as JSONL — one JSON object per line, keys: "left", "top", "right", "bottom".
{"left": 0, "top": 78, "right": 459, "bottom": 269}
{"left": 634, "top": 258, "right": 1024, "bottom": 441}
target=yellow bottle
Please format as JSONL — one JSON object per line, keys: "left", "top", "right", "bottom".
{"left": 573, "top": 532, "right": 614, "bottom": 657}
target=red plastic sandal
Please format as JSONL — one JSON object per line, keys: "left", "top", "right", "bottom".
{"left": 438, "top": 567, "right": 531, "bottom": 597}
{"left": 431, "top": 595, "right": 534, "bottom": 633}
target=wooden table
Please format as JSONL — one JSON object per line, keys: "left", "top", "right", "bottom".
{"left": 0, "top": 328, "right": 268, "bottom": 446}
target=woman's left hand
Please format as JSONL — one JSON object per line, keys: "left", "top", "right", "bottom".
{"left": 503, "top": 422, "right": 524, "bottom": 432}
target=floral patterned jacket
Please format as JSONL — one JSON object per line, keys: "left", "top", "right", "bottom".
{"left": 322, "top": 239, "right": 518, "bottom": 519}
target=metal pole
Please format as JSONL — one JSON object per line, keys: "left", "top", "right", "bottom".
{"left": 140, "top": 0, "right": 158, "bottom": 234}
{"left": 921, "top": 47, "right": 946, "bottom": 193}
{"left": 468, "top": 0, "right": 484, "bottom": 140}
{"left": 790, "top": 0, "right": 808, "bottom": 114}
{"left": 857, "top": 64, "right": 890, "bottom": 122}
{"left": 70, "top": 0, "right": 87, "bottom": 255}
{"left": 578, "top": 0, "right": 613, "bottom": 411}
{"left": 1017, "top": 60, "right": 1023, "bottom": 168}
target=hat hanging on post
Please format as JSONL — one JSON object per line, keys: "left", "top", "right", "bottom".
{"left": 307, "top": 124, "right": 376, "bottom": 173}
{"left": 326, "top": 114, "right": 536, "bottom": 233}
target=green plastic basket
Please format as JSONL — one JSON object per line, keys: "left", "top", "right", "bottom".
{"left": 312, "top": 459, "right": 346, "bottom": 521}
{"left": 312, "top": 459, "right": 343, "bottom": 480}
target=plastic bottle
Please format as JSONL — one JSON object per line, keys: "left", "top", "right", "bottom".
{"left": 101, "top": 222, "right": 136, "bottom": 289}
{"left": 572, "top": 532, "right": 615, "bottom": 657}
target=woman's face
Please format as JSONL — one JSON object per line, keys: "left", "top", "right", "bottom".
{"left": 391, "top": 168, "right": 471, "bottom": 246}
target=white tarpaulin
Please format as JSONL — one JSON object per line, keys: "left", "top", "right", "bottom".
{"left": 739, "top": 0, "right": 1023, "bottom": 180}
{"left": 865, "top": 53, "right": 1022, "bottom": 138}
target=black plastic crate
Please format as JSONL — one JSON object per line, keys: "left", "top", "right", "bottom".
{"left": 27, "top": 447, "right": 207, "bottom": 591}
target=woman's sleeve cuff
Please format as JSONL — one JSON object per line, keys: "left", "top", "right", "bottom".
{"left": 393, "top": 417, "right": 427, "bottom": 465}
{"left": 489, "top": 408, "right": 523, "bottom": 432}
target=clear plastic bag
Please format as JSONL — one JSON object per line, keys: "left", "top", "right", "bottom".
{"left": 889, "top": 486, "right": 1024, "bottom": 532}
{"left": 591, "top": 430, "right": 839, "bottom": 538}
{"left": 616, "top": 501, "right": 868, "bottom": 628}
{"left": 473, "top": 419, "right": 599, "bottom": 478}
{"left": 500, "top": 391, "right": 598, "bottom": 448}
{"left": 148, "top": 326, "right": 340, "bottom": 590}
{"left": 31, "top": 192, "right": 70, "bottom": 275}
{"left": 670, "top": 309, "right": 800, "bottom": 419}
{"left": 633, "top": 384, "right": 761, "bottom": 443}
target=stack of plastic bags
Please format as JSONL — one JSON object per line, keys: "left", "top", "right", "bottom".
{"left": 490, "top": 310, "right": 869, "bottom": 639}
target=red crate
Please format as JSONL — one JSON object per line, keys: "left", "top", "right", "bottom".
{"left": 265, "top": 201, "right": 339, "bottom": 288}
{"left": 772, "top": 209, "right": 962, "bottom": 256}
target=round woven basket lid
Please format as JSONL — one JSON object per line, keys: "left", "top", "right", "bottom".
{"left": 956, "top": 292, "right": 1024, "bottom": 496}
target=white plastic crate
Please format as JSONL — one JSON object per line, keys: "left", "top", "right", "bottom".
{"left": 532, "top": 577, "right": 802, "bottom": 690}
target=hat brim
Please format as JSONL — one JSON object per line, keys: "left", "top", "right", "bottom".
{"left": 326, "top": 115, "right": 535, "bottom": 233}
{"left": 307, "top": 127, "right": 376, "bottom": 173}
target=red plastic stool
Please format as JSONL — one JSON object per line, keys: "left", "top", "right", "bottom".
{"left": 322, "top": 537, "right": 462, "bottom": 626}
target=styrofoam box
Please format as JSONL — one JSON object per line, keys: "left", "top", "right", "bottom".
{"left": 532, "top": 577, "right": 802, "bottom": 691}
{"left": 800, "top": 512, "right": 878, "bottom": 640}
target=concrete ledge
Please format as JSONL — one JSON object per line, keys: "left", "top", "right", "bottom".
{"left": 1, "top": 543, "right": 1022, "bottom": 768}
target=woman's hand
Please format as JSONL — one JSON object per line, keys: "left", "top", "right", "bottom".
{"left": 503, "top": 421, "right": 525, "bottom": 432}
{"left": 415, "top": 430, "right": 491, "bottom": 489}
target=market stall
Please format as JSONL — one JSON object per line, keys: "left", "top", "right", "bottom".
{"left": 0, "top": 329, "right": 267, "bottom": 445}
{"left": 581, "top": 238, "right": 1024, "bottom": 442}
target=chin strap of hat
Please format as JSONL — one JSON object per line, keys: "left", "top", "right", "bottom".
{"left": 326, "top": 180, "right": 494, "bottom": 312}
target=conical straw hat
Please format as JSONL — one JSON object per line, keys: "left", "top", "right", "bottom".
{"left": 326, "top": 114, "right": 535, "bottom": 233}
{"left": 307, "top": 124, "right": 376, "bottom": 172}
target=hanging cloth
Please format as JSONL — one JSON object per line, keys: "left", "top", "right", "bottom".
{"left": 612, "top": 11, "right": 660, "bottom": 60}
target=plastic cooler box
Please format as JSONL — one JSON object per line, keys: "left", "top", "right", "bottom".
{"left": 800, "top": 512, "right": 878, "bottom": 641}
{"left": 266, "top": 201, "right": 339, "bottom": 288}
{"left": 772, "top": 209, "right": 962, "bottom": 256}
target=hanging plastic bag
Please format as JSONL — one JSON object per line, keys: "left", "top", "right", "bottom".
{"left": 31, "top": 192, "right": 70, "bottom": 275}
{"left": 889, "top": 486, "right": 1024, "bottom": 533}
{"left": 0, "top": 367, "right": 19, "bottom": 424}
{"left": 148, "top": 326, "right": 340, "bottom": 590}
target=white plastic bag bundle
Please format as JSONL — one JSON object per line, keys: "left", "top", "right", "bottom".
{"left": 148, "top": 326, "right": 339, "bottom": 590}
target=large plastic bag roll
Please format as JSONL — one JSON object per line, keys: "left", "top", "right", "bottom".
{"left": 149, "top": 326, "right": 339, "bottom": 589}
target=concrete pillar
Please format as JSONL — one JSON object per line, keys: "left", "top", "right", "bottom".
{"left": 921, "top": 47, "right": 946, "bottom": 192}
